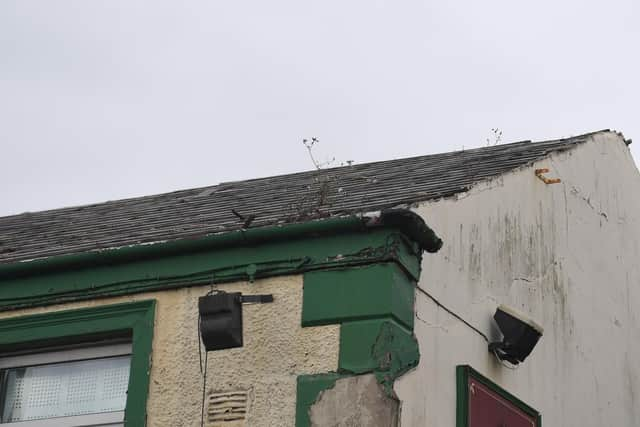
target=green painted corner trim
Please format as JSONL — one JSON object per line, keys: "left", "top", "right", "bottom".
{"left": 296, "top": 372, "right": 350, "bottom": 427}
{"left": 302, "top": 263, "right": 416, "bottom": 329}
{"left": 339, "top": 319, "right": 419, "bottom": 395}
{"left": 456, "top": 365, "right": 542, "bottom": 427}
{"left": 0, "top": 300, "right": 156, "bottom": 427}
{"left": 339, "top": 319, "right": 391, "bottom": 374}
{"left": 371, "top": 321, "right": 419, "bottom": 394}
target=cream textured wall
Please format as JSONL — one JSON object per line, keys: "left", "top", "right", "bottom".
{"left": 395, "top": 132, "right": 640, "bottom": 426}
{"left": 0, "top": 275, "right": 340, "bottom": 427}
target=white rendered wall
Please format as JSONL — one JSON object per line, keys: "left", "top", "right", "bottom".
{"left": 395, "top": 132, "right": 640, "bottom": 426}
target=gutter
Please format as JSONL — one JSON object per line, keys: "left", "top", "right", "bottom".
{"left": 0, "top": 210, "right": 441, "bottom": 280}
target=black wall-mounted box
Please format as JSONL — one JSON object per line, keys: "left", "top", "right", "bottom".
{"left": 198, "top": 292, "right": 243, "bottom": 351}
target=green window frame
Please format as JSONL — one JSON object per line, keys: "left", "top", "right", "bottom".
{"left": 456, "top": 365, "right": 541, "bottom": 427}
{"left": 0, "top": 300, "right": 156, "bottom": 427}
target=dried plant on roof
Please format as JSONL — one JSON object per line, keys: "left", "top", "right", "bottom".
{"left": 486, "top": 128, "right": 503, "bottom": 146}
{"left": 288, "top": 137, "right": 349, "bottom": 221}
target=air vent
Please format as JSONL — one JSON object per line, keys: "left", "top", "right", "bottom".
{"left": 208, "top": 390, "right": 249, "bottom": 424}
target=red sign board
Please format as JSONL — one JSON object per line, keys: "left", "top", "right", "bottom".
{"left": 468, "top": 377, "right": 537, "bottom": 427}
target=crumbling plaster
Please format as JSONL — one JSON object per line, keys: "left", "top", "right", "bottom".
{"left": 0, "top": 275, "right": 340, "bottom": 427}
{"left": 309, "top": 374, "right": 399, "bottom": 427}
{"left": 395, "top": 132, "right": 640, "bottom": 426}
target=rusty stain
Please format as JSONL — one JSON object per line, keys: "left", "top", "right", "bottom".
{"left": 535, "top": 168, "right": 561, "bottom": 184}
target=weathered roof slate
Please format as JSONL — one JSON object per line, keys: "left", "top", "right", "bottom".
{"left": 0, "top": 131, "right": 612, "bottom": 263}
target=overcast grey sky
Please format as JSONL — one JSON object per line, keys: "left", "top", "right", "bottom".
{"left": 1, "top": 0, "right": 638, "bottom": 216}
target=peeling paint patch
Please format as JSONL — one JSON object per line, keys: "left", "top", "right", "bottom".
{"left": 371, "top": 321, "right": 420, "bottom": 395}
{"left": 297, "top": 229, "right": 425, "bottom": 425}
{"left": 309, "top": 374, "right": 399, "bottom": 427}
{"left": 338, "top": 319, "right": 419, "bottom": 396}
{"left": 296, "top": 373, "right": 349, "bottom": 427}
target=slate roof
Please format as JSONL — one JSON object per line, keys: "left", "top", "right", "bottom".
{"left": 0, "top": 131, "right": 615, "bottom": 264}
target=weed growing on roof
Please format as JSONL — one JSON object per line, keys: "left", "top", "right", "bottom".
{"left": 288, "top": 137, "right": 353, "bottom": 221}
{"left": 486, "top": 128, "right": 503, "bottom": 146}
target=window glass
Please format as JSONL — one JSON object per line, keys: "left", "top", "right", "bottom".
{"left": 1, "top": 355, "right": 130, "bottom": 423}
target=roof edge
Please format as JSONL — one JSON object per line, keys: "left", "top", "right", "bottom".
{"left": 373, "top": 209, "right": 443, "bottom": 253}
{"left": 0, "top": 210, "right": 441, "bottom": 280}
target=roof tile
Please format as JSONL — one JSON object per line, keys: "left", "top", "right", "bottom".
{"left": 0, "top": 131, "right": 609, "bottom": 263}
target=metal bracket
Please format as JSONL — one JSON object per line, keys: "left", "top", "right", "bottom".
{"left": 240, "top": 294, "right": 274, "bottom": 304}
{"left": 488, "top": 341, "right": 520, "bottom": 365}
{"left": 534, "top": 168, "right": 561, "bottom": 185}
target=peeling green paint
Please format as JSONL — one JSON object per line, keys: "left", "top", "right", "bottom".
{"left": 297, "top": 260, "right": 423, "bottom": 425}
{"left": 371, "top": 321, "right": 420, "bottom": 394}
{"left": 296, "top": 373, "right": 349, "bottom": 427}
{"left": 339, "top": 319, "right": 419, "bottom": 395}
{"left": 295, "top": 318, "right": 420, "bottom": 427}
{"left": 338, "top": 319, "right": 389, "bottom": 374}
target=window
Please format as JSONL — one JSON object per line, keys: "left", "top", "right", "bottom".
{"left": 456, "top": 365, "right": 541, "bottom": 427}
{"left": 0, "top": 343, "right": 131, "bottom": 426}
{"left": 0, "top": 301, "right": 155, "bottom": 427}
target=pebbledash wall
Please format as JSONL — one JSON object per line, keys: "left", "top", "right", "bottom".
{"left": 0, "top": 214, "right": 441, "bottom": 427}
{"left": 396, "top": 132, "right": 640, "bottom": 426}
{"left": 0, "top": 276, "right": 340, "bottom": 426}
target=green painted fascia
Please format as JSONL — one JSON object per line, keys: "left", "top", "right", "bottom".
{"left": 339, "top": 318, "right": 419, "bottom": 395}
{"left": 0, "top": 210, "right": 439, "bottom": 281}
{"left": 456, "top": 365, "right": 541, "bottom": 427}
{"left": 296, "top": 373, "right": 350, "bottom": 427}
{"left": 0, "top": 217, "right": 367, "bottom": 279}
{"left": 0, "top": 227, "right": 417, "bottom": 312}
{"left": 302, "top": 263, "right": 415, "bottom": 329}
{"left": 0, "top": 300, "right": 156, "bottom": 427}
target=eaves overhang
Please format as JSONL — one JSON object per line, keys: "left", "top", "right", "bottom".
{"left": 0, "top": 209, "right": 440, "bottom": 280}
{"left": 0, "top": 210, "right": 440, "bottom": 311}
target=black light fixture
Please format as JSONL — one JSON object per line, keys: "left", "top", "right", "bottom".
{"left": 198, "top": 291, "right": 273, "bottom": 351}
{"left": 489, "top": 305, "right": 543, "bottom": 365}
